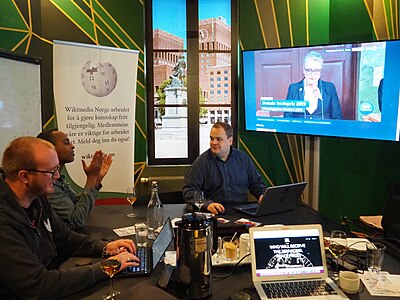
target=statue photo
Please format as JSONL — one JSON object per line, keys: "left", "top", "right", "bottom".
{"left": 169, "top": 54, "right": 186, "bottom": 87}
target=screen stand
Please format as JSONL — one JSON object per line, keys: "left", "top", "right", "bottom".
{"left": 304, "top": 136, "right": 320, "bottom": 210}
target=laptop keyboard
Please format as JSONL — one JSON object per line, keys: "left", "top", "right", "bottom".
{"left": 261, "top": 280, "right": 337, "bottom": 298}
{"left": 125, "top": 247, "right": 149, "bottom": 274}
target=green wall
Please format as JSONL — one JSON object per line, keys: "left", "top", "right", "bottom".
{"left": 238, "top": 0, "right": 400, "bottom": 223}
{"left": 1, "top": 0, "right": 400, "bottom": 222}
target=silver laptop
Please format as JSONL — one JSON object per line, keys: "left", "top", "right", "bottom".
{"left": 234, "top": 182, "right": 307, "bottom": 217}
{"left": 249, "top": 224, "right": 348, "bottom": 300}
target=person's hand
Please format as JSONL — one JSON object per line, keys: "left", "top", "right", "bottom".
{"left": 82, "top": 150, "right": 103, "bottom": 187}
{"left": 207, "top": 203, "right": 225, "bottom": 214}
{"left": 106, "top": 239, "right": 136, "bottom": 255}
{"left": 110, "top": 250, "right": 140, "bottom": 271}
{"left": 362, "top": 113, "right": 381, "bottom": 122}
{"left": 258, "top": 195, "right": 263, "bottom": 203}
{"left": 97, "top": 154, "right": 113, "bottom": 185}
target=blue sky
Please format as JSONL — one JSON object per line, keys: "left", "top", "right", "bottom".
{"left": 153, "top": 0, "right": 231, "bottom": 40}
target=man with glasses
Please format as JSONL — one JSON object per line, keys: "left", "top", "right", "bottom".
{"left": 37, "top": 129, "right": 112, "bottom": 229}
{"left": 183, "top": 122, "right": 266, "bottom": 215}
{"left": 0, "top": 137, "right": 139, "bottom": 299}
{"left": 284, "top": 51, "right": 342, "bottom": 119}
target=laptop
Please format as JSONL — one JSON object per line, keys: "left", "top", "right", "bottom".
{"left": 122, "top": 218, "right": 174, "bottom": 276}
{"left": 234, "top": 182, "right": 307, "bottom": 217}
{"left": 249, "top": 224, "right": 348, "bottom": 300}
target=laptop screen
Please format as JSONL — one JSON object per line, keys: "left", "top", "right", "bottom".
{"left": 152, "top": 218, "right": 174, "bottom": 269}
{"left": 252, "top": 228, "right": 325, "bottom": 278}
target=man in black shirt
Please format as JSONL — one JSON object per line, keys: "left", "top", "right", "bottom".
{"left": 0, "top": 137, "right": 139, "bottom": 299}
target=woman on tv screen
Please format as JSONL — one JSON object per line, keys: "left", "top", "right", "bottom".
{"left": 284, "top": 51, "right": 342, "bottom": 120}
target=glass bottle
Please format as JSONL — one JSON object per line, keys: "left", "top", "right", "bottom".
{"left": 146, "top": 181, "right": 164, "bottom": 240}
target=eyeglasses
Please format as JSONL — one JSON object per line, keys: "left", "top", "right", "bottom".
{"left": 26, "top": 165, "right": 60, "bottom": 179}
{"left": 304, "top": 68, "right": 322, "bottom": 75}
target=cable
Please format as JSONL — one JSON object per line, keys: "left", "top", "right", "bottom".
{"left": 212, "top": 253, "right": 251, "bottom": 279}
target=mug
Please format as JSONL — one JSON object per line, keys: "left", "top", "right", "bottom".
{"left": 339, "top": 271, "right": 360, "bottom": 294}
{"left": 239, "top": 233, "right": 250, "bottom": 260}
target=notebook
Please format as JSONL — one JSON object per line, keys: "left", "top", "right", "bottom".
{"left": 249, "top": 224, "right": 348, "bottom": 300}
{"left": 122, "top": 218, "right": 174, "bottom": 276}
{"left": 234, "top": 182, "right": 307, "bottom": 217}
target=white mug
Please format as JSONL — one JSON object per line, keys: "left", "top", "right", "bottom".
{"left": 339, "top": 271, "right": 360, "bottom": 294}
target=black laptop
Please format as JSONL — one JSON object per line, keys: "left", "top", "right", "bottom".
{"left": 234, "top": 182, "right": 307, "bottom": 217}
{"left": 122, "top": 218, "right": 174, "bottom": 276}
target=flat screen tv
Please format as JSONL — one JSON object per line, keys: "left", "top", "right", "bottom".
{"left": 243, "top": 40, "right": 400, "bottom": 141}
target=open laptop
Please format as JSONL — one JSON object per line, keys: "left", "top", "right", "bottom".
{"left": 234, "top": 182, "right": 307, "bottom": 217}
{"left": 122, "top": 218, "right": 174, "bottom": 276}
{"left": 249, "top": 224, "right": 348, "bottom": 300}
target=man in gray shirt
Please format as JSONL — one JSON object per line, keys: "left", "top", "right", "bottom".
{"left": 37, "top": 129, "right": 112, "bottom": 229}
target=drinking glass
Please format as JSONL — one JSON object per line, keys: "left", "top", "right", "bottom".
{"left": 328, "top": 230, "right": 347, "bottom": 282}
{"left": 134, "top": 222, "right": 148, "bottom": 247}
{"left": 193, "top": 191, "right": 205, "bottom": 212}
{"left": 126, "top": 187, "right": 137, "bottom": 218}
{"left": 366, "top": 242, "right": 385, "bottom": 273}
{"left": 223, "top": 236, "right": 239, "bottom": 261}
{"left": 100, "top": 248, "right": 122, "bottom": 300}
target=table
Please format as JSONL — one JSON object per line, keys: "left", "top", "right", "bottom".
{"left": 61, "top": 202, "right": 400, "bottom": 299}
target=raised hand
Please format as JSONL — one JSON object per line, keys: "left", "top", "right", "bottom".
{"left": 81, "top": 150, "right": 103, "bottom": 188}
{"left": 97, "top": 154, "right": 113, "bottom": 184}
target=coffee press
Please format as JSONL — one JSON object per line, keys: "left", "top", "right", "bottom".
{"left": 175, "top": 213, "right": 212, "bottom": 299}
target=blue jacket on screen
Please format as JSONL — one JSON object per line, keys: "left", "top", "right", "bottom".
{"left": 284, "top": 79, "right": 342, "bottom": 120}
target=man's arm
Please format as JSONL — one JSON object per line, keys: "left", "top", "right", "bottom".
{"left": 244, "top": 153, "right": 267, "bottom": 200}
{"left": 183, "top": 155, "right": 216, "bottom": 210}
{"left": 48, "top": 181, "right": 97, "bottom": 229}
{"left": 0, "top": 214, "right": 107, "bottom": 299}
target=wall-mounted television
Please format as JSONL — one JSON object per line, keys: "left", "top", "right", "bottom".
{"left": 243, "top": 40, "right": 400, "bottom": 141}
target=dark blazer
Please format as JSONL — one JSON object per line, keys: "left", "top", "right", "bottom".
{"left": 284, "top": 79, "right": 342, "bottom": 119}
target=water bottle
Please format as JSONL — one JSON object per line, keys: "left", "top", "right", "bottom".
{"left": 146, "top": 181, "right": 164, "bottom": 240}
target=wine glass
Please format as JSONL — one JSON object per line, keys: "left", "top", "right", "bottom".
{"left": 126, "top": 187, "right": 137, "bottom": 218}
{"left": 328, "top": 230, "right": 347, "bottom": 282}
{"left": 193, "top": 191, "right": 205, "bottom": 212}
{"left": 100, "top": 248, "right": 122, "bottom": 300}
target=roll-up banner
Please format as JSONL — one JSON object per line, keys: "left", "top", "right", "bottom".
{"left": 53, "top": 41, "right": 138, "bottom": 193}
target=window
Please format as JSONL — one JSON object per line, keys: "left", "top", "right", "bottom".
{"left": 147, "top": 0, "right": 237, "bottom": 164}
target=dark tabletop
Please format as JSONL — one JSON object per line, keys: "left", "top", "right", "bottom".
{"left": 60, "top": 202, "right": 400, "bottom": 300}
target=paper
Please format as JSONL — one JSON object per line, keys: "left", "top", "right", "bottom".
{"left": 217, "top": 217, "right": 230, "bottom": 224}
{"left": 360, "top": 271, "right": 400, "bottom": 297}
{"left": 171, "top": 217, "right": 182, "bottom": 228}
{"left": 113, "top": 225, "right": 135, "bottom": 237}
{"left": 164, "top": 251, "right": 176, "bottom": 266}
{"left": 324, "top": 237, "right": 369, "bottom": 252}
{"left": 359, "top": 215, "right": 383, "bottom": 230}
{"left": 234, "top": 218, "right": 261, "bottom": 227}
